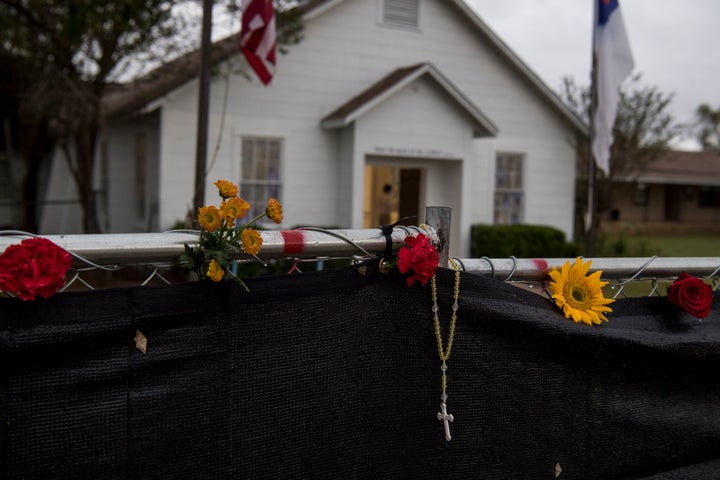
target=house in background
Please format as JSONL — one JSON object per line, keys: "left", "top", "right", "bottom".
{"left": 606, "top": 150, "right": 720, "bottom": 231}
{"left": 39, "top": 0, "right": 586, "bottom": 256}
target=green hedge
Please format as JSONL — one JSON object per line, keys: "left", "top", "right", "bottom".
{"left": 470, "top": 224, "right": 579, "bottom": 258}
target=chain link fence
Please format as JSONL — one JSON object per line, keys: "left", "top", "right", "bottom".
{"left": 1, "top": 229, "right": 719, "bottom": 298}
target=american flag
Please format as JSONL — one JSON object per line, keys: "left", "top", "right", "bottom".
{"left": 240, "top": 0, "right": 276, "bottom": 85}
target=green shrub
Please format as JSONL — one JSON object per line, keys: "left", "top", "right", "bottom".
{"left": 470, "top": 224, "right": 579, "bottom": 258}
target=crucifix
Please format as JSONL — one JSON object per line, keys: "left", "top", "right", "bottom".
{"left": 437, "top": 402, "right": 454, "bottom": 441}
{"left": 431, "top": 257, "right": 461, "bottom": 443}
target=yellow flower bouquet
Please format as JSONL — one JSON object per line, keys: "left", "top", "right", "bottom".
{"left": 178, "top": 179, "right": 282, "bottom": 287}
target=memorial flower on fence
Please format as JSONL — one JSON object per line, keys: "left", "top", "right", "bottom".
{"left": 178, "top": 179, "right": 282, "bottom": 286}
{"left": 667, "top": 272, "right": 713, "bottom": 319}
{"left": 379, "top": 230, "right": 439, "bottom": 287}
{"left": 397, "top": 233, "right": 440, "bottom": 287}
{"left": 0, "top": 238, "right": 72, "bottom": 301}
{"left": 548, "top": 257, "right": 614, "bottom": 326}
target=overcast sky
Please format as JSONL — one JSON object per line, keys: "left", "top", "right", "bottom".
{"left": 465, "top": 0, "right": 719, "bottom": 147}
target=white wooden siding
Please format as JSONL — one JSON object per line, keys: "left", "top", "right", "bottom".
{"left": 60, "top": 0, "right": 580, "bottom": 254}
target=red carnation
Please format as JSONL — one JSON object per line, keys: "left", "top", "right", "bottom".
{"left": 397, "top": 233, "right": 439, "bottom": 287}
{"left": 667, "top": 272, "right": 713, "bottom": 319}
{"left": 0, "top": 238, "right": 72, "bottom": 301}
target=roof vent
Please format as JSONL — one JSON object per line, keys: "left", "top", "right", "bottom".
{"left": 382, "top": 0, "right": 419, "bottom": 29}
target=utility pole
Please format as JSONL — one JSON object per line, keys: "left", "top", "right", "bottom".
{"left": 193, "top": 0, "right": 213, "bottom": 218}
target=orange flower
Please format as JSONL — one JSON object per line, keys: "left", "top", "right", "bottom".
{"left": 220, "top": 197, "right": 250, "bottom": 225}
{"left": 241, "top": 228, "right": 262, "bottom": 255}
{"left": 206, "top": 259, "right": 224, "bottom": 282}
{"left": 214, "top": 179, "right": 239, "bottom": 199}
{"left": 265, "top": 198, "right": 283, "bottom": 224}
{"left": 198, "top": 205, "right": 221, "bottom": 232}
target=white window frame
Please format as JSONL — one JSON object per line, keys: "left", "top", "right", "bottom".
{"left": 493, "top": 152, "right": 524, "bottom": 225}
{"left": 239, "top": 136, "right": 283, "bottom": 225}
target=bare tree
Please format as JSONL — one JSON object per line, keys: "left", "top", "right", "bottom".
{"left": 693, "top": 104, "right": 720, "bottom": 153}
{"left": 0, "top": 0, "right": 191, "bottom": 232}
{"left": 559, "top": 74, "right": 683, "bottom": 235}
{"left": 1, "top": 0, "right": 303, "bottom": 233}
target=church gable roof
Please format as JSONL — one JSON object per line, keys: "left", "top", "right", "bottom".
{"left": 102, "top": 33, "right": 242, "bottom": 118}
{"left": 103, "top": 0, "right": 586, "bottom": 136}
{"left": 305, "top": 0, "right": 586, "bottom": 135}
{"left": 445, "top": 0, "right": 586, "bottom": 135}
{"left": 320, "top": 62, "right": 498, "bottom": 138}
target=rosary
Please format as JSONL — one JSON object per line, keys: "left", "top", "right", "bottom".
{"left": 431, "top": 257, "right": 460, "bottom": 441}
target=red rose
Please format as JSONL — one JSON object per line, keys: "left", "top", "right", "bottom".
{"left": 667, "top": 272, "right": 713, "bottom": 319}
{"left": 397, "top": 233, "right": 439, "bottom": 287}
{"left": 0, "top": 238, "right": 72, "bottom": 301}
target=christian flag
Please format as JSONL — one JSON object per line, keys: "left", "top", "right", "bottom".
{"left": 592, "top": 0, "right": 634, "bottom": 176}
{"left": 240, "top": 0, "right": 276, "bottom": 85}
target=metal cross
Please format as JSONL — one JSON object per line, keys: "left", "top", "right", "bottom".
{"left": 437, "top": 402, "right": 454, "bottom": 441}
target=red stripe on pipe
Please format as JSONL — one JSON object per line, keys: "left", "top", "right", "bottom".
{"left": 532, "top": 259, "right": 549, "bottom": 274}
{"left": 281, "top": 230, "right": 305, "bottom": 254}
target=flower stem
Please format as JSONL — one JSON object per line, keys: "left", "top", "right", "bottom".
{"left": 229, "top": 212, "right": 267, "bottom": 243}
{"left": 224, "top": 266, "right": 250, "bottom": 292}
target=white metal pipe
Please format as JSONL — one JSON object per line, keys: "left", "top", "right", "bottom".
{"left": 455, "top": 257, "right": 720, "bottom": 281}
{"left": 1, "top": 231, "right": 718, "bottom": 281}
{"left": 0, "top": 228, "right": 433, "bottom": 265}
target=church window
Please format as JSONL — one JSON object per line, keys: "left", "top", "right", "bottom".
{"left": 494, "top": 152, "right": 524, "bottom": 224}
{"left": 240, "top": 136, "right": 283, "bottom": 223}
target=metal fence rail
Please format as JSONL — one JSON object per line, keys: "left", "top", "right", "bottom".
{"left": 0, "top": 228, "right": 432, "bottom": 265}
{"left": 1, "top": 229, "right": 719, "bottom": 296}
{"left": 460, "top": 256, "right": 720, "bottom": 298}
{"left": 459, "top": 256, "right": 720, "bottom": 282}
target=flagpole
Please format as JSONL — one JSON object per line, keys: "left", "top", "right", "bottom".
{"left": 586, "top": 0, "right": 599, "bottom": 256}
{"left": 193, "top": 0, "right": 213, "bottom": 219}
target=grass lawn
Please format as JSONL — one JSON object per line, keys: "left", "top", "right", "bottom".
{"left": 593, "top": 233, "right": 719, "bottom": 297}
{"left": 597, "top": 234, "right": 720, "bottom": 257}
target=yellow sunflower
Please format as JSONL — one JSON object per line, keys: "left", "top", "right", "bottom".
{"left": 206, "top": 259, "right": 225, "bottom": 282}
{"left": 197, "top": 206, "right": 221, "bottom": 232}
{"left": 241, "top": 228, "right": 263, "bottom": 255}
{"left": 265, "top": 198, "right": 283, "bottom": 224}
{"left": 548, "top": 257, "right": 614, "bottom": 326}
{"left": 214, "top": 179, "right": 239, "bottom": 199}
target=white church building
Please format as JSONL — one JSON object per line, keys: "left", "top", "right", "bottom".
{"left": 40, "top": 0, "right": 586, "bottom": 256}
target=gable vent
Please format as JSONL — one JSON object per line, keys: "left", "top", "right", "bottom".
{"left": 383, "top": 0, "right": 419, "bottom": 29}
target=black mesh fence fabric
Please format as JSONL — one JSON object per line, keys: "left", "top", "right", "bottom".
{"left": 1, "top": 261, "right": 719, "bottom": 479}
